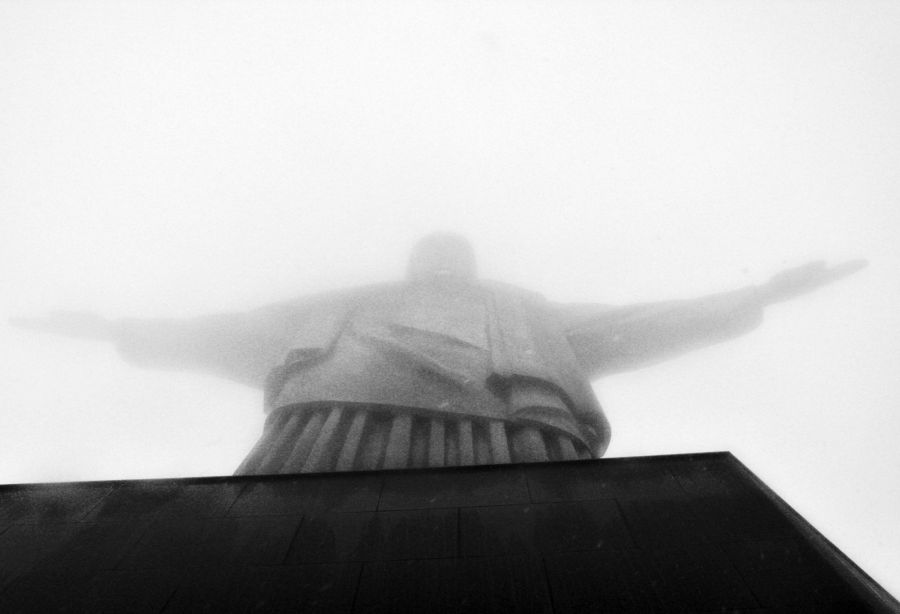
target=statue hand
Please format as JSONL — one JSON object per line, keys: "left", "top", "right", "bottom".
{"left": 761, "top": 259, "right": 868, "bottom": 304}
{"left": 8, "top": 310, "right": 114, "bottom": 341}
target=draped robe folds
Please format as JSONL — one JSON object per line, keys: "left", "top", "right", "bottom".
{"left": 115, "top": 281, "right": 765, "bottom": 474}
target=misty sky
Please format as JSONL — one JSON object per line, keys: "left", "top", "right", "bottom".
{"left": 2, "top": 0, "right": 899, "bottom": 596}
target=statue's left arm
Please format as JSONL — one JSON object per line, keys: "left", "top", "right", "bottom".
{"left": 113, "top": 303, "right": 301, "bottom": 388}
{"left": 555, "top": 260, "right": 867, "bottom": 378}
{"left": 10, "top": 299, "right": 315, "bottom": 389}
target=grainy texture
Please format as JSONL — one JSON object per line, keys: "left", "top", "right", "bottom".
{"left": 238, "top": 405, "right": 590, "bottom": 475}
{"left": 0, "top": 452, "right": 895, "bottom": 613}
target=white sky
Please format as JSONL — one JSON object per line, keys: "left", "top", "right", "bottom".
{"left": 2, "top": 0, "right": 898, "bottom": 597}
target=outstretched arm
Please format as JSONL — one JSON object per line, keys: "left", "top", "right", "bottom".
{"left": 555, "top": 259, "right": 867, "bottom": 379}
{"left": 756, "top": 259, "right": 867, "bottom": 304}
{"left": 9, "top": 303, "right": 305, "bottom": 389}
{"left": 10, "top": 311, "right": 116, "bottom": 341}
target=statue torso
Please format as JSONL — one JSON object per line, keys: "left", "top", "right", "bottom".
{"left": 265, "top": 280, "right": 605, "bottom": 452}
{"left": 271, "top": 282, "right": 509, "bottom": 420}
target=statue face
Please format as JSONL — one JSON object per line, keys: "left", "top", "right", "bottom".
{"left": 407, "top": 233, "right": 477, "bottom": 282}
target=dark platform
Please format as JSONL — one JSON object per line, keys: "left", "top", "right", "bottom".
{"left": 0, "top": 452, "right": 895, "bottom": 613}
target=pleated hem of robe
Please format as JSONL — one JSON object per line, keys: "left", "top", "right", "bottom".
{"left": 234, "top": 404, "right": 593, "bottom": 475}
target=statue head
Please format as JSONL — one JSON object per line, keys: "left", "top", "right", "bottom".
{"left": 407, "top": 232, "right": 477, "bottom": 283}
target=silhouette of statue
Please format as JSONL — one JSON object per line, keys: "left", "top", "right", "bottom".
{"left": 11, "top": 233, "right": 866, "bottom": 475}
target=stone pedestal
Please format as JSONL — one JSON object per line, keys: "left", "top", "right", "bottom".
{"left": 0, "top": 452, "right": 895, "bottom": 612}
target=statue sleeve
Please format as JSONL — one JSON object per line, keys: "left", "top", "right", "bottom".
{"left": 114, "top": 301, "right": 303, "bottom": 389}
{"left": 554, "top": 286, "right": 765, "bottom": 378}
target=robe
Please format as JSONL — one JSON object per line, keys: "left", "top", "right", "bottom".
{"left": 115, "top": 280, "right": 764, "bottom": 474}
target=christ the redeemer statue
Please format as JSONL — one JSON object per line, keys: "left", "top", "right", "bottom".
{"left": 12, "top": 233, "right": 865, "bottom": 475}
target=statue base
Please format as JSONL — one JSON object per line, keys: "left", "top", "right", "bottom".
{"left": 0, "top": 452, "right": 895, "bottom": 612}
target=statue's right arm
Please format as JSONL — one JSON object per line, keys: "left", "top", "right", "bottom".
{"left": 553, "top": 259, "right": 867, "bottom": 379}
{"left": 553, "top": 286, "right": 766, "bottom": 379}
{"left": 10, "top": 302, "right": 304, "bottom": 389}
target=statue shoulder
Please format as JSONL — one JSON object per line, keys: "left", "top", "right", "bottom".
{"left": 479, "top": 279, "right": 546, "bottom": 304}
{"left": 255, "top": 282, "right": 404, "bottom": 314}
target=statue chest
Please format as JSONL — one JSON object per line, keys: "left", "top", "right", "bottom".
{"left": 352, "top": 284, "right": 490, "bottom": 352}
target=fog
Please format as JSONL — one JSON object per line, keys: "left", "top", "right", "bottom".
{"left": 2, "top": 0, "right": 899, "bottom": 596}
